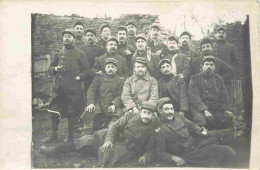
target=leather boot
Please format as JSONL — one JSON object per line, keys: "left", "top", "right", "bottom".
{"left": 43, "top": 130, "right": 58, "bottom": 143}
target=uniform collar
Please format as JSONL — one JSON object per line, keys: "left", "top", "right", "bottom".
{"left": 180, "top": 46, "right": 190, "bottom": 52}
{"left": 133, "top": 73, "right": 150, "bottom": 81}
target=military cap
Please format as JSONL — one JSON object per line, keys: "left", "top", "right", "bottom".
{"left": 216, "top": 26, "right": 227, "bottom": 33}
{"left": 159, "top": 58, "right": 171, "bottom": 67}
{"left": 167, "top": 35, "right": 179, "bottom": 43}
{"left": 151, "top": 23, "right": 161, "bottom": 30}
{"left": 106, "top": 36, "right": 119, "bottom": 45}
{"left": 73, "top": 21, "right": 84, "bottom": 28}
{"left": 135, "top": 34, "right": 147, "bottom": 42}
{"left": 62, "top": 29, "right": 75, "bottom": 38}
{"left": 157, "top": 97, "right": 174, "bottom": 111}
{"left": 85, "top": 28, "right": 96, "bottom": 36}
{"left": 100, "top": 24, "right": 110, "bottom": 32}
{"left": 134, "top": 57, "right": 148, "bottom": 66}
{"left": 200, "top": 37, "right": 213, "bottom": 48}
{"left": 180, "top": 31, "right": 192, "bottom": 39}
{"left": 141, "top": 101, "right": 156, "bottom": 112}
{"left": 105, "top": 58, "right": 118, "bottom": 67}
{"left": 117, "top": 26, "right": 128, "bottom": 34}
{"left": 126, "top": 20, "right": 137, "bottom": 28}
{"left": 203, "top": 55, "right": 216, "bottom": 63}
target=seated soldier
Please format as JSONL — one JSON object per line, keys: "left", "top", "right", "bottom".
{"left": 153, "top": 97, "right": 236, "bottom": 167}
{"left": 121, "top": 57, "right": 159, "bottom": 115}
{"left": 189, "top": 56, "right": 236, "bottom": 145}
{"left": 158, "top": 58, "right": 189, "bottom": 117}
{"left": 40, "top": 102, "right": 159, "bottom": 168}
{"left": 80, "top": 58, "right": 125, "bottom": 135}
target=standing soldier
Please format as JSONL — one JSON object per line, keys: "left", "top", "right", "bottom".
{"left": 132, "top": 34, "right": 160, "bottom": 79}
{"left": 158, "top": 59, "right": 189, "bottom": 117}
{"left": 121, "top": 57, "right": 159, "bottom": 114}
{"left": 126, "top": 20, "right": 138, "bottom": 50}
{"left": 147, "top": 23, "right": 165, "bottom": 54}
{"left": 98, "top": 24, "right": 111, "bottom": 48}
{"left": 73, "top": 21, "right": 86, "bottom": 49}
{"left": 155, "top": 36, "right": 190, "bottom": 81}
{"left": 116, "top": 26, "right": 135, "bottom": 75}
{"left": 93, "top": 36, "right": 129, "bottom": 78}
{"left": 44, "top": 29, "right": 92, "bottom": 143}
{"left": 179, "top": 31, "right": 200, "bottom": 61}
{"left": 80, "top": 58, "right": 125, "bottom": 135}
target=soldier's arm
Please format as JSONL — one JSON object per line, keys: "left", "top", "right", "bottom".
{"left": 104, "top": 112, "right": 133, "bottom": 143}
{"left": 121, "top": 78, "right": 137, "bottom": 110}
{"left": 78, "top": 52, "right": 95, "bottom": 80}
{"left": 179, "top": 114, "right": 202, "bottom": 133}
{"left": 111, "top": 78, "right": 125, "bottom": 108}
{"left": 181, "top": 55, "right": 191, "bottom": 80}
{"left": 148, "top": 78, "right": 159, "bottom": 107}
{"left": 48, "top": 52, "right": 60, "bottom": 76}
{"left": 218, "top": 59, "right": 235, "bottom": 81}
{"left": 189, "top": 76, "right": 208, "bottom": 112}
{"left": 122, "top": 57, "right": 129, "bottom": 78}
{"left": 86, "top": 76, "right": 100, "bottom": 105}
{"left": 179, "top": 79, "right": 189, "bottom": 113}
{"left": 92, "top": 56, "right": 103, "bottom": 73}
{"left": 219, "top": 76, "right": 231, "bottom": 111}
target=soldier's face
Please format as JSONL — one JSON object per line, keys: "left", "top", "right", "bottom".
{"left": 105, "top": 63, "right": 117, "bottom": 75}
{"left": 136, "top": 39, "right": 147, "bottom": 51}
{"left": 140, "top": 108, "right": 153, "bottom": 123}
{"left": 74, "top": 25, "right": 84, "bottom": 37}
{"left": 161, "top": 103, "right": 175, "bottom": 121}
{"left": 63, "top": 33, "right": 74, "bottom": 46}
{"left": 201, "top": 43, "right": 213, "bottom": 55}
{"left": 202, "top": 60, "right": 215, "bottom": 76}
{"left": 180, "top": 35, "right": 190, "bottom": 47}
{"left": 86, "top": 32, "right": 96, "bottom": 44}
{"left": 216, "top": 30, "right": 227, "bottom": 40}
{"left": 102, "top": 27, "right": 110, "bottom": 39}
{"left": 160, "top": 63, "right": 172, "bottom": 75}
{"left": 127, "top": 24, "right": 137, "bottom": 36}
{"left": 134, "top": 62, "right": 147, "bottom": 76}
{"left": 150, "top": 28, "right": 160, "bottom": 39}
{"left": 106, "top": 41, "right": 117, "bottom": 54}
{"left": 117, "top": 30, "right": 127, "bottom": 43}
{"left": 167, "top": 40, "right": 178, "bottom": 51}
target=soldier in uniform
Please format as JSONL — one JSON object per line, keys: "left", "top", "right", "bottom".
{"left": 98, "top": 24, "right": 111, "bottom": 48}
{"left": 40, "top": 102, "right": 159, "bottom": 167}
{"left": 93, "top": 36, "right": 129, "bottom": 78}
{"left": 179, "top": 31, "right": 200, "bottom": 61}
{"left": 132, "top": 34, "right": 160, "bottom": 79}
{"left": 73, "top": 21, "right": 86, "bottom": 49}
{"left": 147, "top": 23, "right": 165, "bottom": 54}
{"left": 189, "top": 56, "right": 236, "bottom": 145}
{"left": 155, "top": 36, "right": 190, "bottom": 81}
{"left": 44, "top": 29, "right": 92, "bottom": 143}
{"left": 152, "top": 97, "right": 236, "bottom": 167}
{"left": 190, "top": 37, "right": 234, "bottom": 85}
{"left": 116, "top": 26, "right": 136, "bottom": 76}
{"left": 157, "top": 59, "right": 189, "bottom": 117}
{"left": 121, "top": 57, "right": 159, "bottom": 114}
{"left": 126, "top": 20, "right": 138, "bottom": 50}
{"left": 79, "top": 58, "right": 125, "bottom": 135}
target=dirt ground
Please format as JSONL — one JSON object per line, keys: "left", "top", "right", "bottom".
{"left": 32, "top": 109, "right": 251, "bottom": 168}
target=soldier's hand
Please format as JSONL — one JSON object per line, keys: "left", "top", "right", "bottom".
{"left": 96, "top": 71, "right": 104, "bottom": 75}
{"left": 123, "top": 50, "right": 132, "bottom": 55}
{"left": 178, "top": 74, "right": 184, "bottom": 79}
{"left": 198, "top": 127, "right": 208, "bottom": 136}
{"left": 100, "top": 141, "right": 113, "bottom": 152}
{"left": 204, "top": 110, "right": 213, "bottom": 119}
{"left": 108, "top": 105, "right": 115, "bottom": 113}
{"left": 132, "top": 107, "right": 139, "bottom": 114}
{"left": 138, "top": 156, "right": 147, "bottom": 165}
{"left": 224, "top": 110, "right": 233, "bottom": 118}
{"left": 86, "top": 104, "right": 95, "bottom": 112}
{"left": 55, "top": 65, "right": 65, "bottom": 72}
{"left": 172, "top": 156, "right": 185, "bottom": 166}
{"left": 178, "top": 111, "right": 185, "bottom": 117}
{"left": 75, "top": 76, "right": 80, "bottom": 80}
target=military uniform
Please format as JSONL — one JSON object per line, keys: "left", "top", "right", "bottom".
{"left": 74, "top": 38, "right": 86, "bottom": 49}
{"left": 80, "top": 73, "right": 125, "bottom": 131}
{"left": 121, "top": 73, "right": 159, "bottom": 110}
{"left": 147, "top": 38, "right": 166, "bottom": 54}
{"left": 98, "top": 38, "right": 107, "bottom": 49}
{"left": 127, "top": 36, "right": 137, "bottom": 50}
{"left": 179, "top": 46, "right": 200, "bottom": 61}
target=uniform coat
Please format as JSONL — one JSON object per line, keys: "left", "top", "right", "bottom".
{"left": 179, "top": 46, "right": 200, "bottom": 61}
{"left": 121, "top": 73, "right": 159, "bottom": 110}
{"left": 127, "top": 36, "right": 137, "bottom": 50}
{"left": 74, "top": 38, "right": 86, "bottom": 49}
{"left": 147, "top": 38, "right": 166, "bottom": 54}
{"left": 98, "top": 38, "right": 107, "bottom": 48}
{"left": 93, "top": 52, "right": 129, "bottom": 78}
{"left": 48, "top": 46, "right": 92, "bottom": 116}
{"left": 158, "top": 74, "right": 189, "bottom": 112}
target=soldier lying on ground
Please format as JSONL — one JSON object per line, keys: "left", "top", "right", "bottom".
{"left": 152, "top": 97, "right": 236, "bottom": 167}
{"left": 79, "top": 58, "right": 125, "bottom": 135}
{"left": 40, "top": 102, "right": 159, "bottom": 168}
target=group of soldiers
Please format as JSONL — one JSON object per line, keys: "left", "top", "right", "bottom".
{"left": 40, "top": 20, "right": 239, "bottom": 167}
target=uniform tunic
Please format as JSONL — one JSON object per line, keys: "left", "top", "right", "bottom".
{"left": 121, "top": 73, "right": 159, "bottom": 110}
{"left": 147, "top": 38, "right": 166, "bottom": 54}
{"left": 127, "top": 36, "right": 137, "bottom": 50}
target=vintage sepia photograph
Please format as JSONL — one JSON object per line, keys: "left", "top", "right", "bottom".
{"left": 26, "top": 1, "right": 257, "bottom": 169}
